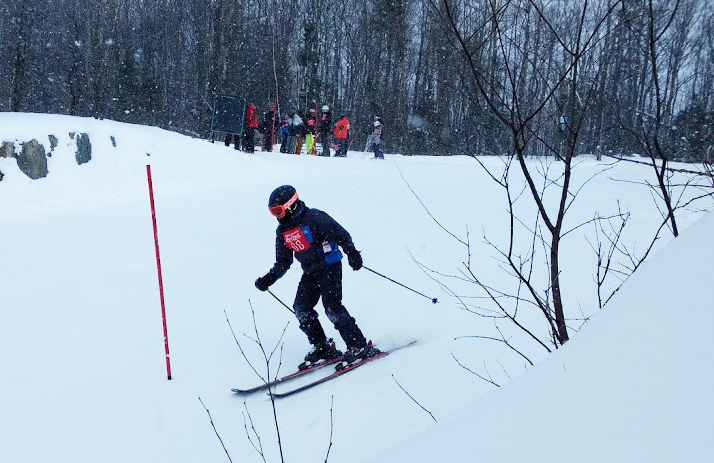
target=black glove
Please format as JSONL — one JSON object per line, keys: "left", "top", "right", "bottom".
{"left": 255, "top": 273, "right": 278, "bottom": 291}
{"left": 347, "top": 251, "right": 363, "bottom": 271}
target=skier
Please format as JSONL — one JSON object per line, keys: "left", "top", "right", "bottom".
{"left": 254, "top": 185, "right": 379, "bottom": 369}
{"left": 279, "top": 115, "right": 290, "bottom": 153}
{"left": 319, "top": 105, "right": 332, "bottom": 156}
{"left": 243, "top": 102, "right": 259, "bottom": 153}
{"left": 294, "top": 112, "right": 306, "bottom": 154}
{"left": 285, "top": 111, "right": 299, "bottom": 154}
{"left": 305, "top": 108, "right": 317, "bottom": 154}
{"left": 261, "top": 106, "right": 276, "bottom": 152}
{"left": 371, "top": 119, "right": 384, "bottom": 159}
{"left": 333, "top": 113, "right": 350, "bottom": 157}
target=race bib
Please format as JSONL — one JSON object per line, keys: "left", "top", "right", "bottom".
{"left": 282, "top": 226, "right": 312, "bottom": 252}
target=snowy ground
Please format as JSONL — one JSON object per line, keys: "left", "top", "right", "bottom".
{"left": 1, "top": 113, "right": 712, "bottom": 462}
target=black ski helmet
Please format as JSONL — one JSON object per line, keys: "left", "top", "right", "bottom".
{"left": 268, "top": 185, "right": 300, "bottom": 219}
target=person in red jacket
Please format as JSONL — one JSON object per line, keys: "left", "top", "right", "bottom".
{"left": 244, "top": 102, "right": 259, "bottom": 153}
{"left": 333, "top": 113, "right": 350, "bottom": 157}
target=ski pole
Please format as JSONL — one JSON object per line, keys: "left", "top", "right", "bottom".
{"left": 363, "top": 266, "right": 438, "bottom": 304}
{"left": 268, "top": 289, "right": 295, "bottom": 314}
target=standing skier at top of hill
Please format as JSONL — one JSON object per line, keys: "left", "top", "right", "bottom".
{"left": 371, "top": 118, "right": 384, "bottom": 159}
{"left": 243, "top": 102, "right": 259, "bottom": 153}
{"left": 319, "top": 105, "right": 332, "bottom": 156}
{"left": 306, "top": 108, "right": 317, "bottom": 154}
{"left": 333, "top": 113, "right": 350, "bottom": 157}
{"left": 254, "top": 185, "right": 379, "bottom": 370}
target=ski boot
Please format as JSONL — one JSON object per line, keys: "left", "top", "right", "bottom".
{"left": 336, "top": 340, "right": 380, "bottom": 370}
{"left": 298, "top": 339, "right": 342, "bottom": 370}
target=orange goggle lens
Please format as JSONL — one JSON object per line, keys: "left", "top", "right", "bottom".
{"left": 269, "top": 191, "right": 298, "bottom": 218}
{"left": 269, "top": 204, "right": 287, "bottom": 218}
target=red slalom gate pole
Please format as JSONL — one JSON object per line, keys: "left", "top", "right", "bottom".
{"left": 146, "top": 164, "right": 172, "bottom": 380}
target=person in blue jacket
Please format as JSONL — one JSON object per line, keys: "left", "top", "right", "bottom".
{"left": 279, "top": 115, "right": 290, "bottom": 153}
{"left": 255, "top": 185, "right": 379, "bottom": 369}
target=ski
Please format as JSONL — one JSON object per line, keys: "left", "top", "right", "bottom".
{"left": 270, "top": 340, "right": 417, "bottom": 399}
{"left": 231, "top": 357, "right": 341, "bottom": 394}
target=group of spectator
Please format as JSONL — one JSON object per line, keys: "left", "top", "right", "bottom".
{"left": 279, "top": 105, "right": 343, "bottom": 157}
{"left": 224, "top": 102, "right": 384, "bottom": 159}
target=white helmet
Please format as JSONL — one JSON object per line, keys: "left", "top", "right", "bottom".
{"left": 322, "top": 105, "right": 329, "bottom": 112}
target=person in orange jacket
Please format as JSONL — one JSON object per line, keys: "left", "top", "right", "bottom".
{"left": 244, "top": 102, "right": 259, "bottom": 153}
{"left": 333, "top": 113, "right": 350, "bottom": 157}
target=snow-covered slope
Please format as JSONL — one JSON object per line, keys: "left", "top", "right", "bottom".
{"left": 376, "top": 211, "right": 714, "bottom": 463}
{"left": 1, "top": 113, "right": 711, "bottom": 462}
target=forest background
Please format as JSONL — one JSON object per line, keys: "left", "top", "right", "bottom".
{"left": 1, "top": 0, "right": 713, "bottom": 158}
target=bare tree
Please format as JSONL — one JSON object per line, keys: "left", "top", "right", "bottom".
{"left": 614, "top": 0, "right": 711, "bottom": 237}
{"left": 7, "top": 0, "right": 37, "bottom": 112}
{"left": 435, "top": 0, "right": 622, "bottom": 347}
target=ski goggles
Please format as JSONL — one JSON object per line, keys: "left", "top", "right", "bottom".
{"left": 269, "top": 191, "right": 299, "bottom": 218}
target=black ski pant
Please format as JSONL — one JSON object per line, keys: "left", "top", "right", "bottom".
{"left": 335, "top": 138, "right": 349, "bottom": 157}
{"left": 319, "top": 133, "right": 331, "bottom": 156}
{"left": 372, "top": 142, "right": 384, "bottom": 159}
{"left": 224, "top": 133, "right": 240, "bottom": 150}
{"left": 244, "top": 127, "right": 256, "bottom": 153}
{"left": 293, "top": 262, "right": 367, "bottom": 350}
{"left": 262, "top": 130, "right": 273, "bottom": 151}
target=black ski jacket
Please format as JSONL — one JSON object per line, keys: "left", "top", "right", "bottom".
{"left": 268, "top": 203, "right": 357, "bottom": 279}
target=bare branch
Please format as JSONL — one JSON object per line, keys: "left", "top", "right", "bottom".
{"left": 392, "top": 375, "right": 439, "bottom": 421}
{"left": 455, "top": 329, "right": 534, "bottom": 366}
{"left": 451, "top": 354, "right": 500, "bottom": 387}
{"left": 323, "top": 396, "right": 335, "bottom": 463}
{"left": 242, "top": 402, "right": 268, "bottom": 463}
{"left": 395, "top": 161, "right": 467, "bottom": 246}
{"left": 199, "top": 397, "right": 233, "bottom": 463}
